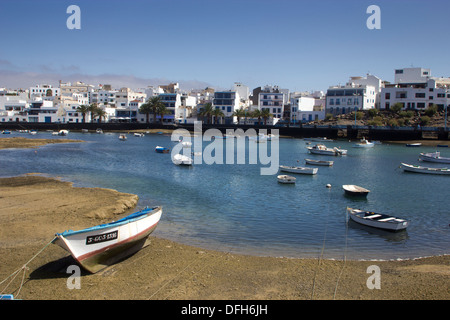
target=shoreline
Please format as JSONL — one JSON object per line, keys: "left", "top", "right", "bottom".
{"left": 0, "top": 174, "right": 449, "bottom": 300}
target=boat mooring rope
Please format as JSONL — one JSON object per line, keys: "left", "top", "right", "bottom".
{"left": 0, "top": 237, "right": 55, "bottom": 298}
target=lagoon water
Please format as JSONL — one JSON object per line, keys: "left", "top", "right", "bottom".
{"left": 1, "top": 131, "right": 449, "bottom": 260}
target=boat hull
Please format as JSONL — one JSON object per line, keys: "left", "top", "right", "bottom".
{"left": 155, "top": 146, "right": 170, "bottom": 153}
{"left": 53, "top": 207, "right": 162, "bottom": 273}
{"left": 419, "top": 152, "right": 450, "bottom": 164}
{"left": 347, "top": 208, "right": 409, "bottom": 231}
{"left": 401, "top": 163, "right": 450, "bottom": 175}
{"left": 277, "top": 175, "right": 296, "bottom": 184}
{"left": 280, "top": 165, "right": 318, "bottom": 175}
{"left": 305, "top": 159, "right": 333, "bottom": 166}
{"left": 342, "top": 185, "right": 370, "bottom": 197}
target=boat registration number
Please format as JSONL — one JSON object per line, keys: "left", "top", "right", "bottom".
{"left": 86, "top": 230, "right": 118, "bottom": 245}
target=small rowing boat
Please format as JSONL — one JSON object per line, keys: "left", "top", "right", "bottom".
{"left": 419, "top": 152, "right": 450, "bottom": 164}
{"left": 342, "top": 184, "right": 370, "bottom": 197}
{"left": 173, "top": 154, "right": 193, "bottom": 166}
{"left": 53, "top": 206, "right": 162, "bottom": 273}
{"left": 155, "top": 146, "right": 170, "bottom": 153}
{"left": 347, "top": 207, "right": 409, "bottom": 231}
{"left": 305, "top": 158, "right": 333, "bottom": 166}
{"left": 401, "top": 163, "right": 450, "bottom": 175}
{"left": 277, "top": 175, "right": 296, "bottom": 184}
{"left": 279, "top": 165, "right": 318, "bottom": 175}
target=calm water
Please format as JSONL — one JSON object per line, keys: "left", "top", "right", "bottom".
{"left": 1, "top": 131, "right": 449, "bottom": 260}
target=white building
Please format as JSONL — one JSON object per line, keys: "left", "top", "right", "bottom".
{"left": 29, "top": 84, "right": 60, "bottom": 98}
{"left": 212, "top": 91, "right": 240, "bottom": 124}
{"left": 0, "top": 96, "right": 28, "bottom": 122}
{"left": 258, "top": 85, "right": 288, "bottom": 124}
{"left": 380, "top": 67, "right": 450, "bottom": 112}
{"left": 326, "top": 74, "right": 381, "bottom": 116}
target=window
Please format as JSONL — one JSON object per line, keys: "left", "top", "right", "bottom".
{"left": 395, "top": 69, "right": 404, "bottom": 74}
{"left": 335, "top": 99, "right": 340, "bottom": 105}
{"left": 415, "top": 93, "right": 425, "bottom": 98}
{"left": 329, "top": 99, "right": 334, "bottom": 105}
{"left": 385, "top": 93, "right": 390, "bottom": 99}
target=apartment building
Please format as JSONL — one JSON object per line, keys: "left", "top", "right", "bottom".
{"left": 212, "top": 90, "right": 240, "bottom": 124}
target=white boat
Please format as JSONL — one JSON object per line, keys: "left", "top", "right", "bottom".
{"left": 277, "top": 175, "right": 296, "bottom": 184}
{"left": 347, "top": 207, "right": 409, "bottom": 231}
{"left": 419, "top": 152, "right": 450, "bottom": 164}
{"left": 119, "top": 134, "right": 127, "bottom": 141}
{"left": 279, "top": 165, "right": 318, "bottom": 175}
{"left": 180, "top": 141, "right": 192, "bottom": 148}
{"left": 58, "top": 130, "right": 69, "bottom": 136}
{"left": 401, "top": 163, "right": 450, "bottom": 175}
{"left": 96, "top": 128, "right": 103, "bottom": 134}
{"left": 406, "top": 143, "right": 422, "bottom": 147}
{"left": 134, "top": 132, "right": 145, "bottom": 137}
{"left": 173, "top": 153, "right": 193, "bottom": 166}
{"left": 52, "top": 206, "right": 162, "bottom": 273}
{"left": 307, "top": 144, "right": 347, "bottom": 156}
{"left": 342, "top": 184, "right": 370, "bottom": 197}
{"left": 29, "top": 130, "right": 37, "bottom": 135}
{"left": 155, "top": 146, "right": 170, "bottom": 153}
{"left": 305, "top": 158, "right": 333, "bottom": 166}
{"left": 51, "top": 131, "right": 59, "bottom": 136}
{"left": 353, "top": 138, "right": 374, "bottom": 148}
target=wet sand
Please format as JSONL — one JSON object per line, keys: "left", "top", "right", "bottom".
{"left": 0, "top": 175, "right": 448, "bottom": 301}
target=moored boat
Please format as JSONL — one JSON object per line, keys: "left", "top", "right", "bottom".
{"left": 155, "top": 146, "right": 170, "bottom": 153}
{"left": 305, "top": 158, "right": 333, "bottom": 166}
{"left": 173, "top": 153, "right": 193, "bottom": 166}
{"left": 277, "top": 175, "right": 296, "bottom": 184}
{"left": 342, "top": 184, "right": 370, "bottom": 197}
{"left": 401, "top": 163, "right": 450, "bottom": 175}
{"left": 52, "top": 206, "right": 162, "bottom": 273}
{"left": 280, "top": 165, "right": 318, "bottom": 175}
{"left": 119, "top": 134, "right": 127, "bottom": 141}
{"left": 307, "top": 144, "right": 347, "bottom": 156}
{"left": 353, "top": 138, "right": 374, "bottom": 148}
{"left": 96, "top": 128, "right": 103, "bottom": 134}
{"left": 418, "top": 152, "right": 450, "bottom": 164}
{"left": 58, "top": 130, "right": 69, "bottom": 136}
{"left": 406, "top": 143, "right": 422, "bottom": 147}
{"left": 347, "top": 207, "right": 409, "bottom": 231}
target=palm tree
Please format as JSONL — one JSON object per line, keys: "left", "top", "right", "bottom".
{"left": 88, "top": 103, "right": 98, "bottom": 123}
{"left": 95, "top": 107, "right": 107, "bottom": 123}
{"left": 139, "top": 100, "right": 153, "bottom": 123}
{"left": 199, "top": 103, "right": 214, "bottom": 124}
{"left": 76, "top": 104, "right": 89, "bottom": 123}
{"left": 260, "top": 108, "right": 273, "bottom": 125}
{"left": 251, "top": 109, "right": 262, "bottom": 125}
{"left": 157, "top": 104, "right": 170, "bottom": 124}
{"left": 212, "top": 108, "right": 225, "bottom": 124}
{"left": 148, "top": 96, "right": 165, "bottom": 123}
{"left": 232, "top": 109, "right": 245, "bottom": 124}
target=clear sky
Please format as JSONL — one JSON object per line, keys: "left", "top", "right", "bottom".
{"left": 1, "top": 0, "right": 450, "bottom": 92}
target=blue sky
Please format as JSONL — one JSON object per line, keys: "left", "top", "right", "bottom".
{"left": 1, "top": 0, "right": 450, "bottom": 92}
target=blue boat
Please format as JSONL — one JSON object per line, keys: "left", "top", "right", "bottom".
{"left": 155, "top": 146, "right": 170, "bottom": 153}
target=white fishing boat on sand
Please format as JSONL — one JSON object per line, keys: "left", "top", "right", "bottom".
{"left": 280, "top": 165, "right": 318, "bottom": 175}
{"left": 347, "top": 207, "right": 409, "bottom": 231}
{"left": 52, "top": 206, "right": 162, "bottom": 273}
{"left": 401, "top": 163, "right": 450, "bottom": 175}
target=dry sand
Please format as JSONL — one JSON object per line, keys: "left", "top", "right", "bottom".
{"left": 0, "top": 138, "right": 448, "bottom": 301}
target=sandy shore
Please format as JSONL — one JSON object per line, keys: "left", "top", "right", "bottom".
{"left": 0, "top": 174, "right": 448, "bottom": 301}
{"left": 0, "top": 137, "right": 82, "bottom": 150}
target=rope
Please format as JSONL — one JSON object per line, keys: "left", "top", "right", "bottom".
{"left": 0, "top": 237, "right": 55, "bottom": 298}
{"left": 333, "top": 210, "right": 349, "bottom": 300}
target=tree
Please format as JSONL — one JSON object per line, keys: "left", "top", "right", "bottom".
{"left": 390, "top": 103, "right": 403, "bottom": 114}
{"left": 212, "top": 108, "right": 225, "bottom": 124}
{"left": 139, "top": 101, "right": 153, "bottom": 124}
{"left": 260, "top": 108, "right": 273, "bottom": 125}
{"left": 157, "top": 104, "right": 170, "bottom": 124}
{"left": 147, "top": 96, "right": 165, "bottom": 123}
{"left": 199, "top": 103, "right": 214, "bottom": 124}
{"left": 251, "top": 109, "right": 262, "bottom": 125}
{"left": 76, "top": 104, "right": 90, "bottom": 123}
{"left": 95, "top": 107, "right": 107, "bottom": 123}
{"left": 232, "top": 109, "right": 245, "bottom": 124}
{"left": 88, "top": 103, "right": 98, "bottom": 123}
{"left": 425, "top": 104, "right": 438, "bottom": 117}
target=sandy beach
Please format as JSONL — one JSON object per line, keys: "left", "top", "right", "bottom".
{"left": 0, "top": 138, "right": 448, "bottom": 301}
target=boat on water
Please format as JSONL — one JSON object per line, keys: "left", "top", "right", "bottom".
{"left": 119, "top": 134, "right": 127, "bottom": 141}
{"left": 58, "top": 130, "right": 69, "bottom": 136}
{"left": 173, "top": 153, "right": 193, "bottom": 166}
{"left": 29, "top": 130, "right": 37, "bottom": 135}
{"left": 419, "top": 152, "right": 450, "bottom": 164}
{"left": 180, "top": 141, "right": 192, "bottom": 148}
{"left": 406, "top": 143, "right": 422, "bottom": 147}
{"left": 353, "top": 138, "right": 374, "bottom": 148}
{"left": 52, "top": 206, "right": 162, "bottom": 273}
{"left": 305, "top": 158, "right": 333, "bottom": 166}
{"left": 96, "top": 128, "right": 103, "bottom": 134}
{"left": 134, "top": 132, "right": 145, "bottom": 137}
{"left": 401, "top": 163, "right": 450, "bottom": 175}
{"left": 342, "top": 184, "right": 370, "bottom": 197}
{"left": 307, "top": 144, "right": 347, "bottom": 156}
{"left": 279, "top": 165, "right": 318, "bottom": 175}
{"left": 155, "top": 146, "right": 170, "bottom": 153}
{"left": 346, "top": 207, "right": 409, "bottom": 231}
{"left": 277, "top": 175, "right": 296, "bottom": 184}
{"left": 2, "top": 130, "right": 11, "bottom": 134}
